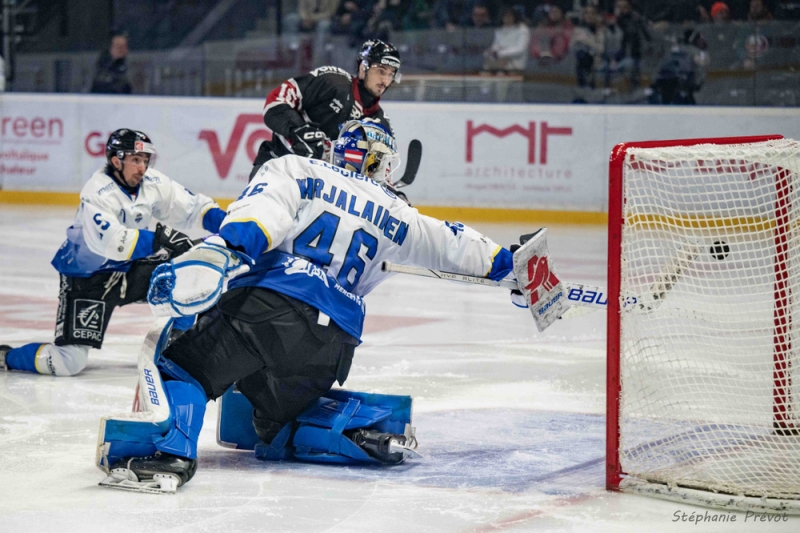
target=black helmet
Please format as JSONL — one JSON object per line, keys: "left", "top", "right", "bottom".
{"left": 105, "top": 128, "right": 156, "bottom": 162}
{"left": 357, "top": 40, "right": 401, "bottom": 82}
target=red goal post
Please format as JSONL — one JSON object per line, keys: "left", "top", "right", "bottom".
{"left": 606, "top": 135, "right": 800, "bottom": 513}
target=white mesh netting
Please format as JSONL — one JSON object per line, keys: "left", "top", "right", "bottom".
{"left": 618, "top": 138, "right": 800, "bottom": 502}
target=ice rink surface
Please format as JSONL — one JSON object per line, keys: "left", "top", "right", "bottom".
{"left": 0, "top": 205, "right": 796, "bottom": 532}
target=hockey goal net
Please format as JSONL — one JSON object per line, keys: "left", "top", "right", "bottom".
{"left": 607, "top": 135, "right": 800, "bottom": 513}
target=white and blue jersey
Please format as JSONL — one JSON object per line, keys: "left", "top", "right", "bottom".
{"left": 52, "top": 168, "right": 225, "bottom": 278}
{"left": 221, "top": 155, "right": 513, "bottom": 341}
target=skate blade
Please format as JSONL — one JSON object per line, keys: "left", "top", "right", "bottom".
{"left": 389, "top": 440, "right": 423, "bottom": 460}
{"left": 99, "top": 469, "right": 179, "bottom": 494}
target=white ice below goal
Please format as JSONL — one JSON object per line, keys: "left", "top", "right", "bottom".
{"left": 606, "top": 135, "right": 800, "bottom": 513}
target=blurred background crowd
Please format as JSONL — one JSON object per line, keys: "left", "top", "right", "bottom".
{"left": 1, "top": 0, "right": 799, "bottom": 105}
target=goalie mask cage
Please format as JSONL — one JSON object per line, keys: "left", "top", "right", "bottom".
{"left": 607, "top": 135, "right": 800, "bottom": 513}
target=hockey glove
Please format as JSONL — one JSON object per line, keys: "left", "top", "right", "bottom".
{"left": 154, "top": 223, "right": 194, "bottom": 259}
{"left": 148, "top": 236, "right": 251, "bottom": 318}
{"left": 289, "top": 123, "right": 326, "bottom": 159}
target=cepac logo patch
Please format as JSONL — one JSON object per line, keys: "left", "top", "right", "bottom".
{"left": 198, "top": 114, "right": 271, "bottom": 179}
{"left": 525, "top": 255, "right": 560, "bottom": 305}
{"left": 72, "top": 299, "right": 105, "bottom": 342}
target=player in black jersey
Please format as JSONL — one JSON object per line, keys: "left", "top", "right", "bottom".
{"left": 249, "top": 39, "right": 401, "bottom": 181}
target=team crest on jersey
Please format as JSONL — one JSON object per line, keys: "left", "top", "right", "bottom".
{"left": 73, "top": 299, "right": 105, "bottom": 342}
{"left": 282, "top": 257, "right": 330, "bottom": 287}
{"left": 350, "top": 102, "right": 364, "bottom": 120}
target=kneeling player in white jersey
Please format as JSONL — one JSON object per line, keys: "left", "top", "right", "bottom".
{"left": 96, "top": 120, "right": 514, "bottom": 492}
{"left": 0, "top": 129, "right": 226, "bottom": 377}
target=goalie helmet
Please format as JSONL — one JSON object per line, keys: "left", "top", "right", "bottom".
{"left": 331, "top": 119, "right": 399, "bottom": 185}
{"left": 357, "top": 40, "right": 402, "bottom": 83}
{"left": 106, "top": 129, "right": 156, "bottom": 166}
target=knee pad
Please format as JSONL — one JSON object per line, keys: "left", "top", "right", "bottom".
{"left": 42, "top": 344, "right": 90, "bottom": 376}
{"left": 7, "top": 343, "right": 89, "bottom": 376}
{"left": 96, "top": 318, "right": 206, "bottom": 473}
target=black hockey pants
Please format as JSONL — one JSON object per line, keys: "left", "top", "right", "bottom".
{"left": 162, "top": 287, "right": 357, "bottom": 442}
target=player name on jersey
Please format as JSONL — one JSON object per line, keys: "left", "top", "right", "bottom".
{"left": 295, "top": 176, "right": 409, "bottom": 246}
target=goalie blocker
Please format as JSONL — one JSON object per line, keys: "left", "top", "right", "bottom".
{"left": 511, "top": 228, "right": 570, "bottom": 332}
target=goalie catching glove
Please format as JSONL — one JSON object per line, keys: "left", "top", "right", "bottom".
{"left": 147, "top": 236, "right": 252, "bottom": 317}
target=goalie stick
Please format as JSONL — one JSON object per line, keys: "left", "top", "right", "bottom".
{"left": 393, "top": 139, "right": 422, "bottom": 189}
{"left": 381, "top": 237, "right": 702, "bottom": 316}
{"left": 381, "top": 261, "right": 608, "bottom": 310}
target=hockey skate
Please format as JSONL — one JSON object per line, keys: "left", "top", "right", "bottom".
{"left": 347, "top": 428, "right": 421, "bottom": 464}
{"left": 99, "top": 452, "right": 197, "bottom": 494}
{"left": 0, "top": 345, "right": 10, "bottom": 370}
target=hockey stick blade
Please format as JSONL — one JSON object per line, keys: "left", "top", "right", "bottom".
{"left": 381, "top": 261, "right": 608, "bottom": 310}
{"left": 627, "top": 238, "right": 702, "bottom": 313}
{"left": 394, "top": 139, "right": 422, "bottom": 189}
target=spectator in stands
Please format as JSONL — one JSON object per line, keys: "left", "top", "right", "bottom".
{"left": 331, "top": 0, "right": 365, "bottom": 36}
{"left": 467, "top": 3, "right": 493, "bottom": 28}
{"left": 530, "top": 4, "right": 573, "bottom": 66}
{"left": 433, "top": 0, "right": 472, "bottom": 30}
{"left": 651, "top": 1, "right": 711, "bottom": 27}
{"left": 572, "top": 3, "right": 607, "bottom": 88}
{"left": 360, "top": 0, "right": 408, "bottom": 41}
{"left": 710, "top": 1, "right": 732, "bottom": 22}
{"left": 648, "top": 29, "right": 707, "bottom": 104}
{"left": 747, "top": 0, "right": 774, "bottom": 20}
{"left": 734, "top": 0, "right": 774, "bottom": 68}
{"left": 529, "top": 0, "right": 572, "bottom": 27}
{"left": 298, "top": 0, "right": 339, "bottom": 33}
{"left": 402, "top": 0, "right": 434, "bottom": 29}
{"left": 482, "top": 7, "right": 531, "bottom": 73}
{"left": 612, "top": 0, "right": 650, "bottom": 89}
{"left": 90, "top": 31, "right": 132, "bottom": 95}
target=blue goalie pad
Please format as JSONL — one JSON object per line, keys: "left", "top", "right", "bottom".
{"left": 217, "top": 386, "right": 414, "bottom": 465}
{"left": 289, "top": 397, "right": 392, "bottom": 464}
{"left": 217, "top": 385, "right": 262, "bottom": 450}
{"left": 97, "top": 318, "right": 207, "bottom": 472}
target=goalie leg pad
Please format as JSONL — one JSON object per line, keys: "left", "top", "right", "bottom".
{"left": 97, "top": 373, "right": 205, "bottom": 473}
{"left": 289, "top": 397, "right": 384, "bottom": 464}
{"left": 249, "top": 389, "right": 417, "bottom": 465}
{"left": 153, "top": 380, "right": 207, "bottom": 459}
{"left": 219, "top": 385, "right": 418, "bottom": 464}
{"left": 97, "top": 318, "right": 207, "bottom": 473}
